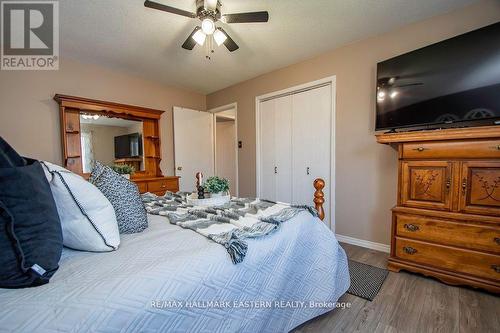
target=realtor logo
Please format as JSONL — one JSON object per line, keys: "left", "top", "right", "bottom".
{"left": 1, "top": 1, "right": 59, "bottom": 70}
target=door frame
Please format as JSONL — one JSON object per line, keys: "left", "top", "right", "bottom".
{"left": 255, "top": 75, "right": 337, "bottom": 231}
{"left": 208, "top": 102, "right": 239, "bottom": 197}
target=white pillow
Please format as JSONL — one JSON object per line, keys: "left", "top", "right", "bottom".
{"left": 41, "top": 161, "right": 120, "bottom": 252}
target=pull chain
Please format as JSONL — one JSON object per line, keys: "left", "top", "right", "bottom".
{"left": 205, "top": 35, "right": 215, "bottom": 60}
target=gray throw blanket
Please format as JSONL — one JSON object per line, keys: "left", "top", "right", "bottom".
{"left": 142, "top": 192, "right": 318, "bottom": 264}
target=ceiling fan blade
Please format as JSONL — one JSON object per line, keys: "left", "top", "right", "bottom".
{"left": 182, "top": 27, "right": 200, "bottom": 50}
{"left": 217, "top": 28, "right": 239, "bottom": 52}
{"left": 222, "top": 11, "right": 269, "bottom": 23}
{"left": 144, "top": 0, "right": 196, "bottom": 18}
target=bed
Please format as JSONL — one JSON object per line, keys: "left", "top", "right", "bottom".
{"left": 0, "top": 207, "right": 349, "bottom": 333}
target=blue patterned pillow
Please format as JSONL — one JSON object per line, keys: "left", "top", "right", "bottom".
{"left": 89, "top": 162, "right": 148, "bottom": 234}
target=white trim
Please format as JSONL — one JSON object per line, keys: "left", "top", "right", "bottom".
{"left": 335, "top": 234, "right": 391, "bottom": 253}
{"left": 208, "top": 102, "right": 237, "bottom": 113}
{"left": 208, "top": 103, "right": 239, "bottom": 197}
{"left": 255, "top": 75, "right": 336, "bottom": 231}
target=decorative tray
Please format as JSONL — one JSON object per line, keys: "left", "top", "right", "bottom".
{"left": 186, "top": 193, "right": 230, "bottom": 207}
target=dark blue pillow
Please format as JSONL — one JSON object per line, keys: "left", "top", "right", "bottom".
{"left": 0, "top": 137, "right": 62, "bottom": 288}
{"left": 0, "top": 137, "right": 25, "bottom": 168}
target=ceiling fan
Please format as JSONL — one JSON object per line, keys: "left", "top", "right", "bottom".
{"left": 144, "top": 0, "right": 269, "bottom": 55}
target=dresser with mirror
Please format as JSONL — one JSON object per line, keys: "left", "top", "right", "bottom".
{"left": 54, "top": 94, "right": 179, "bottom": 195}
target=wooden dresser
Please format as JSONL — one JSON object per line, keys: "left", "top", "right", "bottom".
{"left": 377, "top": 126, "right": 500, "bottom": 293}
{"left": 134, "top": 176, "right": 179, "bottom": 196}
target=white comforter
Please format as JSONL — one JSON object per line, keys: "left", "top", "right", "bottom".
{"left": 0, "top": 212, "right": 350, "bottom": 333}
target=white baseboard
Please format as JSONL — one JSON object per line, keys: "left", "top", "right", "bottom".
{"left": 336, "top": 234, "right": 390, "bottom": 253}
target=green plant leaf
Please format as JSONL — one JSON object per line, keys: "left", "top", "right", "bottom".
{"left": 205, "top": 176, "right": 230, "bottom": 193}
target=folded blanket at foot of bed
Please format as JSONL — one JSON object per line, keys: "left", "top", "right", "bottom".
{"left": 142, "top": 192, "right": 318, "bottom": 264}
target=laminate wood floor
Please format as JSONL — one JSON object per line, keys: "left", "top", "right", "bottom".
{"left": 292, "top": 242, "right": 500, "bottom": 333}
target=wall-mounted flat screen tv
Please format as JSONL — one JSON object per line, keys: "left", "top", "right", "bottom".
{"left": 376, "top": 22, "right": 500, "bottom": 131}
{"left": 114, "top": 133, "right": 143, "bottom": 158}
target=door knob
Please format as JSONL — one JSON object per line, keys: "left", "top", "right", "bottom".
{"left": 274, "top": 166, "right": 277, "bottom": 174}
{"left": 306, "top": 167, "right": 310, "bottom": 175}
{"left": 177, "top": 166, "right": 183, "bottom": 171}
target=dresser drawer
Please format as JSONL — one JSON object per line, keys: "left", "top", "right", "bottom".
{"left": 136, "top": 182, "right": 148, "bottom": 194}
{"left": 395, "top": 214, "right": 500, "bottom": 253}
{"left": 395, "top": 237, "right": 500, "bottom": 281}
{"left": 402, "top": 140, "right": 500, "bottom": 159}
{"left": 147, "top": 179, "right": 178, "bottom": 193}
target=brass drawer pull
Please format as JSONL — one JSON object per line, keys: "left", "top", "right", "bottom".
{"left": 445, "top": 178, "right": 451, "bottom": 192}
{"left": 492, "top": 265, "right": 500, "bottom": 273}
{"left": 495, "top": 237, "right": 500, "bottom": 245}
{"left": 403, "top": 246, "right": 417, "bottom": 255}
{"left": 404, "top": 223, "right": 420, "bottom": 232}
{"left": 462, "top": 178, "right": 467, "bottom": 195}
{"left": 412, "top": 147, "right": 428, "bottom": 152}
{"left": 490, "top": 145, "right": 500, "bottom": 151}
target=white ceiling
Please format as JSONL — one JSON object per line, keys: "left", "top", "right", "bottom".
{"left": 60, "top": 0, "right": 478, "bottom": 94}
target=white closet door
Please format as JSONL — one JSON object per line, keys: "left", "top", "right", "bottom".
{"left": 259, "top": 99, "right": 276, "bottom": 201}
{"left": 292, "top": 85, "right": 331, "bottom": 221}
{"left": 173, "top": 107, "right": 214, "bottom": 192}
{"left": 274, "top": 96, "right": 292, "bottom": 203}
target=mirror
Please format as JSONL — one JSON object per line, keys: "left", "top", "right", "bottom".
{"left": 80, "top": 113, "right": 145, "bottom": 174}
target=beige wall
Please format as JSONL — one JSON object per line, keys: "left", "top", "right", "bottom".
{"left": 206, "top": 0, "right": 500, "bottom": 245}
{"left": 0, "top": 58, "right": 206, "bottom": 175}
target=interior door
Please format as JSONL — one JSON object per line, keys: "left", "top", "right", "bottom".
{"left": 292, "top": 85, "right": 331, "bottom": 222}
{"left": 459, "top": 161, "right": 500, "bottom": 216}
{"left": 173, "top": 107, "right": 214, "bottom": 192}
{"left": 400, "top": 161, "right": 454, "bottom": 211}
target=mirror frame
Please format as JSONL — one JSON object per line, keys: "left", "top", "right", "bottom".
{"left": 54, "top": 94, "right": 165, "bottom": 179}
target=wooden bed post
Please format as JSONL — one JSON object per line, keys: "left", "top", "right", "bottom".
{"left": 313, "top": 178, "right": 325, "bottom": 221}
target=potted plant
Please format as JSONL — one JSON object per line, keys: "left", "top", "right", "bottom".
{"left": 111, "top": 164, "right": 135, "bottom": 179}
{"left": 204, "top": 176, "right": 230, "bottom": 197}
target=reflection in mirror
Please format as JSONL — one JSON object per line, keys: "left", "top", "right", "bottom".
{"left": 80, "top": 113, "right": 145, "bottom": 174}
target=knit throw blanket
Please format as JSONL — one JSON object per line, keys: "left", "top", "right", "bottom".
{"left": 142, "top": 192, "right": 318, "bottom": 264}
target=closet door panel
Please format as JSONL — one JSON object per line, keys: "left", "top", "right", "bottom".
{"left": 292, "top": 85, "right": 331, "bottom": 219}
{"left": 292, "top": 91, "right": 312, "bottom": 205}
{"left": 274, "top": 96, "right": 293, "bottom": 203}
{"left": 259, "top": 99, "right": 276, "bottom": 201}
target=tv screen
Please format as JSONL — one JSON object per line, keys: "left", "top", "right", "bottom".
{"left": 376, "top": 22, "right": 500, "bottom": 131}
{"left": 114, "top": 133, "right": 143, "bottom": 158}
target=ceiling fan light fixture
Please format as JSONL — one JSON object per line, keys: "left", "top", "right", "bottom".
{"left": 201, "top": 18, "right": 216, "bottom": 35}
{"left": 192, "top": 29, "right": 207, "bottom": 45}
{"left": 204, "top": 0, "right": 218, "bottom": 10}
{"left": 213, "top": 29, "right": 227, "bottom": 46}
